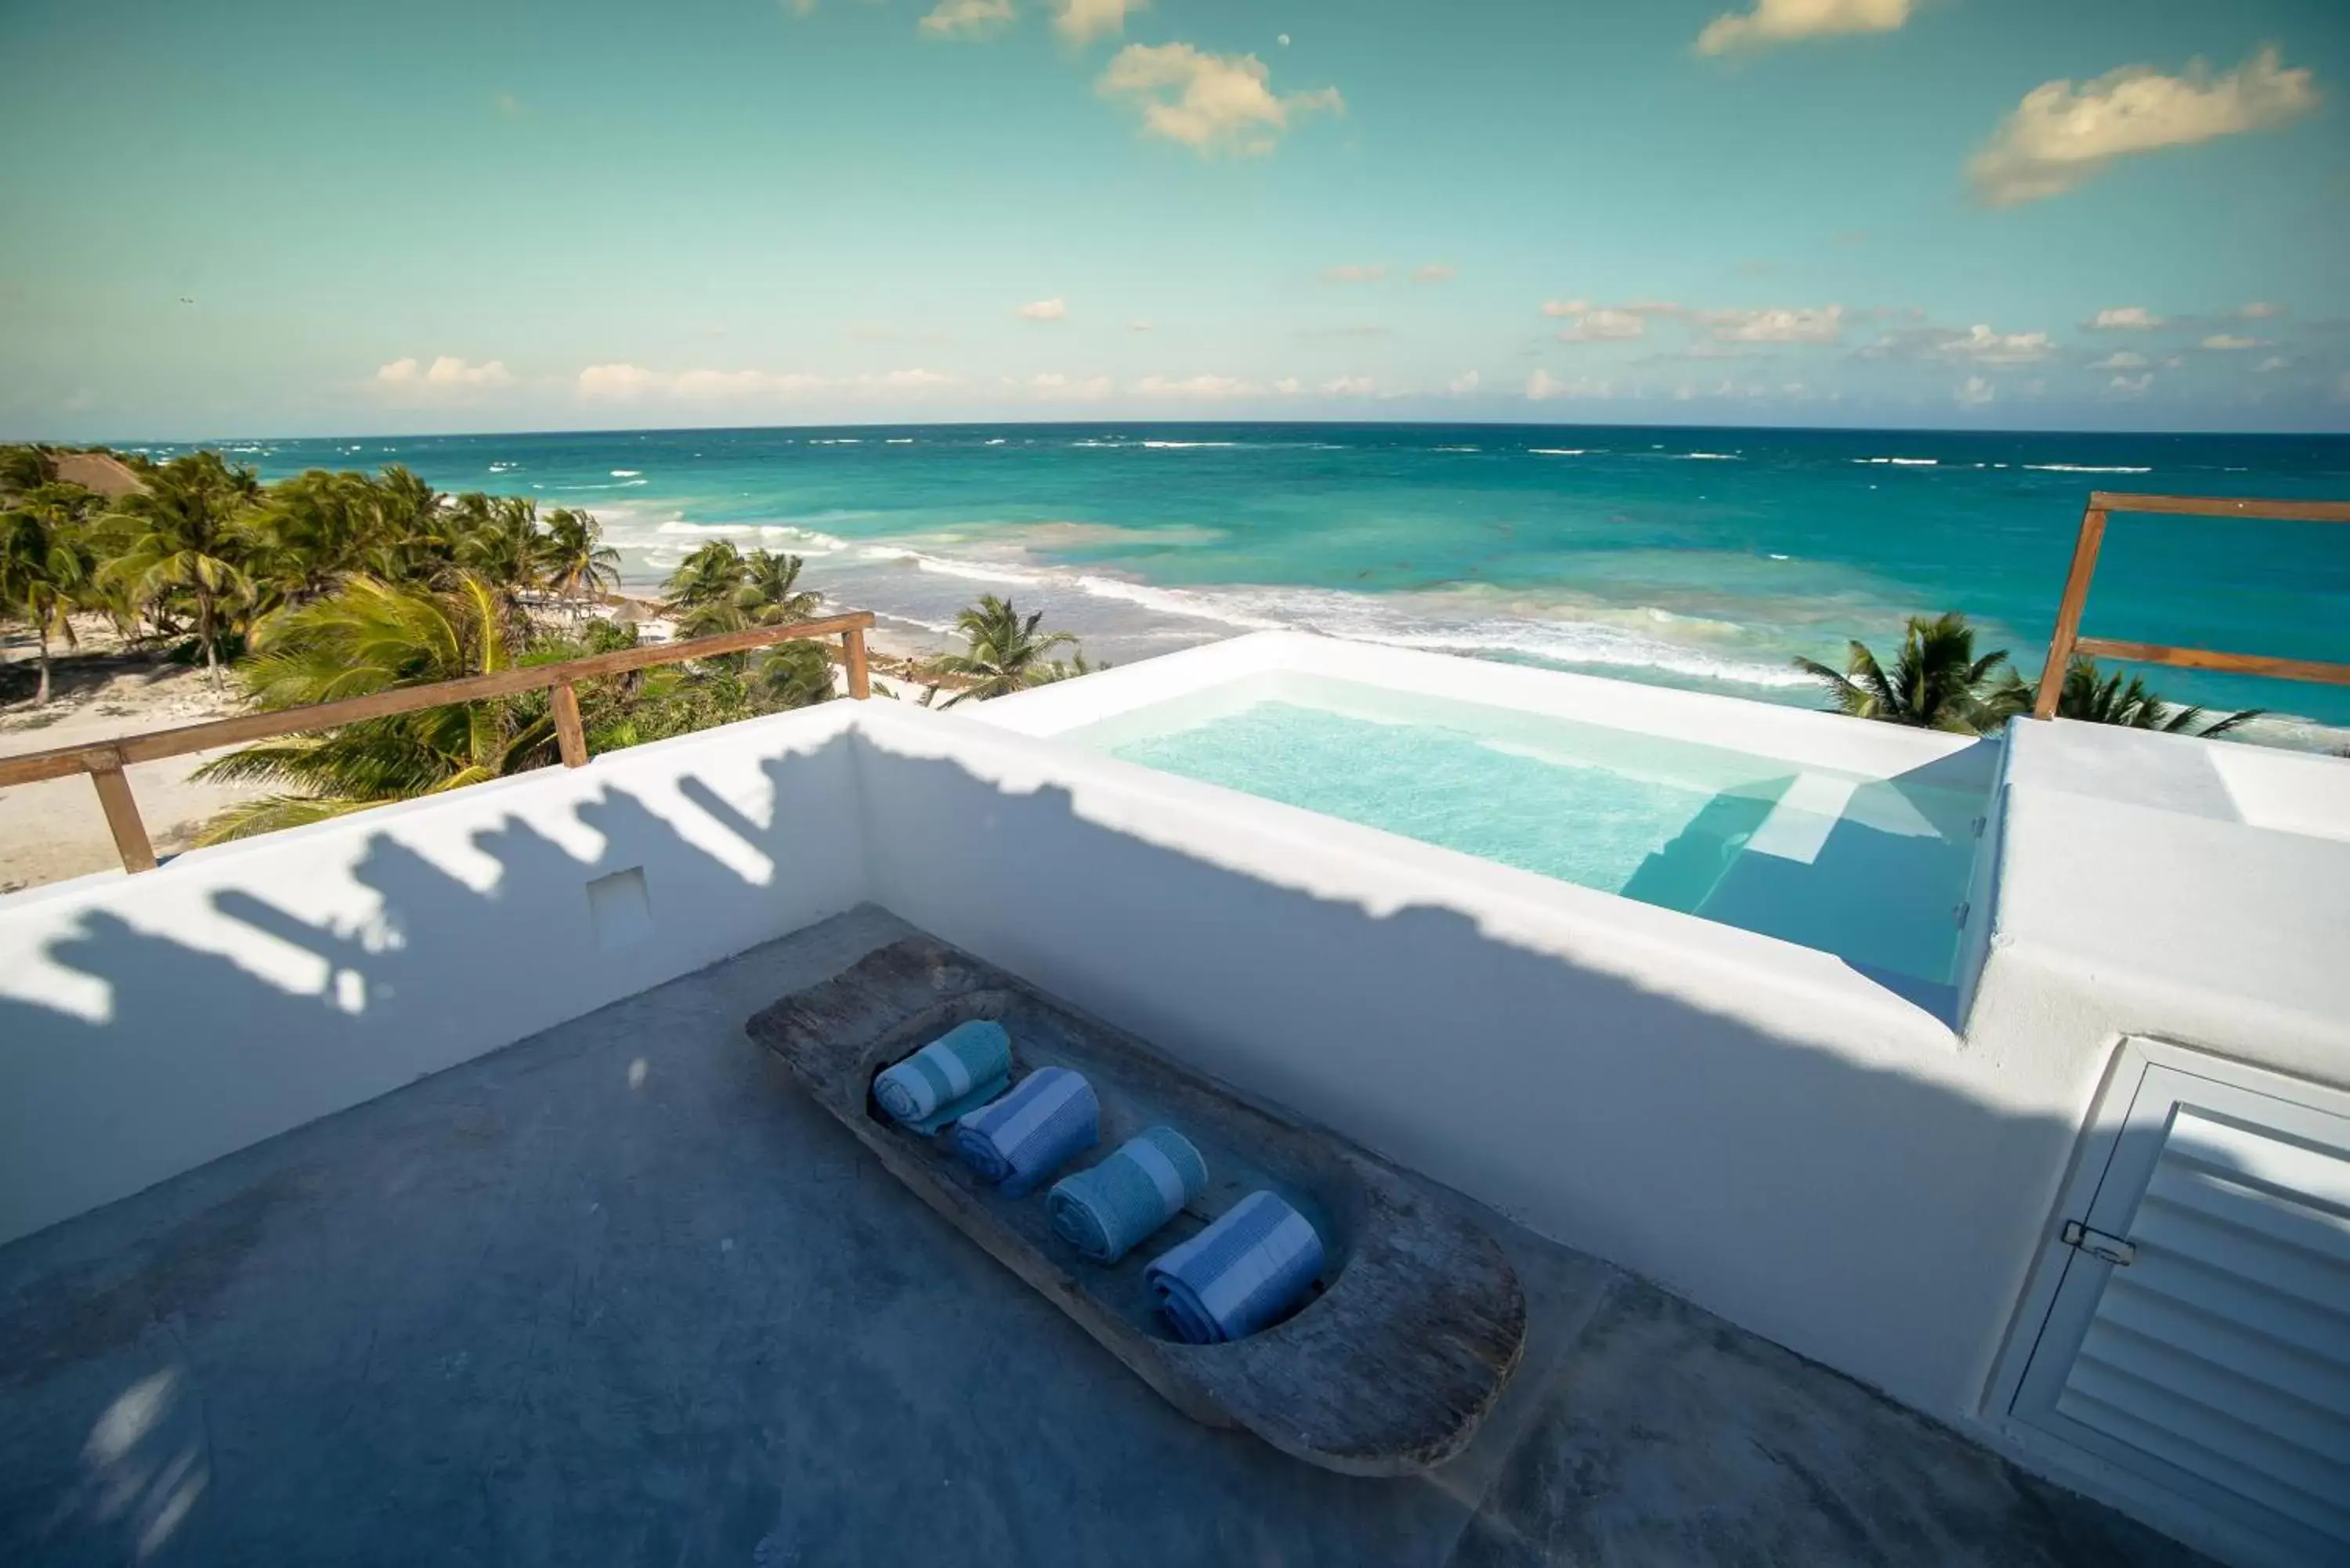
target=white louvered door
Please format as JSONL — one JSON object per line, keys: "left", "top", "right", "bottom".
{"left": 2010, "top": 1060, "right": 2350, "bottom": 1563}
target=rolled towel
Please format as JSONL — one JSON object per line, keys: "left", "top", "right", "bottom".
{"left": 1047, "top": 1126, "right": 1209, "bottom": 1264}
{"left": 1147, "top": 1190, "right": 1325, "bottom": 1346}
{"left": 951, "top": 1065, "right": 1099, "bottom": 1195}
{"left": 873, "top": 1021, "right": 1012, "bottom": 1134}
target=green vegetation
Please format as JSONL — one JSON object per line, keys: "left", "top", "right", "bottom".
{"left": 924, "top": 594, "right": 1090, "bottom": 706}
{"left": 1, "top": 441, "right": 1094, "bottom": 842}
{"left": 1802, "top": 612, "right": 2264, "bottom": 739}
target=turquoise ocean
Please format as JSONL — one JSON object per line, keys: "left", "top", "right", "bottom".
{"left": 145, "top": 423, "right": 2350, "bottom": 738}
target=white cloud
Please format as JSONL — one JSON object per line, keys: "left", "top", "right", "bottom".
{"left": 1321, "top": 376, "right": 1376, "bottom": 396}
{"left": 1133, "top": 373, "right": 1260, "bottom": 398}
{"left": 1098, "top": 42, "right": 1342, "bottom": 156}
{"left": 375, "top": 356, "right": 513, "bottom": 391}
{"left": 1050, "top": 0, "right": 1142, "bottom": 44}
{"left": 858, "top": 368, "right": 958, "bottom": 391}
{"left": 1941, "top": 323, "right": 2052, "bottom": 363}
{"left": 1412, "top": 264, "right": 1456, "bottom": 284}
{"left": 2087, "top": 306, "right": 2165, "bottom": 331}
{"left": 577, "top": 364, "right": 826, "bottom": 400}
{"left": 1540, "top": 299, "right": 1589, "bottom": 317}
{"left": 2088, "top": 351, "right": 2148, "bottom": 371}
{"left": 920, "top": 0, "right": 1015, "bottom": 38}
{"left": 1696, "top": 0, "right": 1911, "bottom": 56}
{"left": 1448, "top": 370, "right": 1480, "bottom": 395}
{"left": 1028, "top": 372, "right": 1113, "bottom": 401}
{"left": 2239, "top": 302, "right": 2285, "bottom": 320}
{"left": 1322, "top": 264, "right": 1388, "bottom": 284}
{"left": 1017, "top": 297, "right": 1068, "bottom": 321}
{"left": 1127, "top": 318, "right": 1153, "bottom": 332}
{"left": 2108, "top": 374, "right": 2153, "bottom": 398}
{"left": 1968, "top": 48, "right": 2320, "bottom": 208}
{"left": 2200, "top": 333, "right": 2272, "bottom": 351}
{"left": 1526, "top": 370, "right": 1612, "bottom": 401}
{"left": 1954, "top": 375, "right": 1995, "bottom": 407}
{"left": 574, "top": 364, "right": 953, "bottom": 401}
{"left": 1272, "top": 377, "right": 1302, "bottom": 395}
{"left": 1557, "top": 307, "right": 1649, "bottom": 342}
{"left": 1700, "top": 304, "right": 1844, "bottom": 343}
{"left": 2257, "top": 356, "right": 2290, "bottom": 374}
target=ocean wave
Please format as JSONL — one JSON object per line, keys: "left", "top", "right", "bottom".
{"left": 984, "top": 438, "right": 1007, "bottom": 446}
{"left": 611, "top": 469, "right": 642, "bottom": 478}
{"left": 1528, "top": 448, "right": 1587, "bottom": 456}
{"left": 1675, "top": 452, "right": 1740, "bottom": 461}
{"left": 1854, "top": 457, "right": 1936, "bottom": 467}
{"left": 1434, "top": 445, "right": 1481, "bottom": 453}
{"left": 1140, "top": 441, "right": 1238, "bottom": 450}
{"left": 861, "top": 545, "right": 1046, "bottom": 587}
{"left": 2023, "top": 464, "right": 2153, "bottom": 474}
{"left": 885, "top": 438, "right": 914, "bottom": 445}
{"left": 810, "top": 438, "right": 862, "bottom": 446}
{"left": 649, "top": 520, "right": 851, "bottom": 553}
{"left": 847, "top": 546, "right": 1811, "bottom": 690}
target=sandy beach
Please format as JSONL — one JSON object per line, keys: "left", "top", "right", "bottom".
{"left": 0, "top": 612, "right": 961, "bottom": 894}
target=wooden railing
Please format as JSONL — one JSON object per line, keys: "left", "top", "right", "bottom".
{"left": 0, "top": 612, "right": 875, "bottom": 874}
{"left": 2032, "top": 492, "right": 2350, "bottom": 720}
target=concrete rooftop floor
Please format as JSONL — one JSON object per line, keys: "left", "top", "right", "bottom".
{"left": 1, "top": 907, "right": 2212, "bottom": 1567}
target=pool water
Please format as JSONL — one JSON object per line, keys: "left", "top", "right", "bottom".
{"left": 1083, "top": 683, "right": 1988, "bottom": 992}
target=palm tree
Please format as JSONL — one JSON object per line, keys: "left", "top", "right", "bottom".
{"left": 2019, "top": 656, "right": 2263, "bottom": 739}
{"left": 1795, "top": 612, "right": 2017, "bottom": 735}
{"left": 540, "top": 508, "right": 620, "bottom": 615}
{"left": 0, "top": 500, "right": 92, "bottom": 706}
{"left": 662, "top": 539, "right": 749, "bottom": 616}
{"left": 99, "top": 450, "right": 259, "bottom": 679}
{"left": 926, "top": 594, "right": 1081, "bottom": 706}
{"left": 453, "top": 494, "right": 545, "bottom": 607}
{"left": 191, "top": 573, "right": 553, "bottom": 840}
{"left": 679, "top": 548, "right": 822, "bottom": 637}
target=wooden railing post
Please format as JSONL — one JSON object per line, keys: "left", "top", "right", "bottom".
{"left": 82, "top": 746, "right": 157, "bottom": 874}
{"left": 2034, "top": 505, "right": 2107, "bottom": 720}
{"left": 844, "top": 625, "right": 871, "bottom": 699}
{"left": 551, "top": 681, "right": 589, "bottom": 768}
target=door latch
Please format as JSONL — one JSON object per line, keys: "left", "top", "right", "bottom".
{"left": 2061, "top": 1220, "right": 2136, "bottom": 1266}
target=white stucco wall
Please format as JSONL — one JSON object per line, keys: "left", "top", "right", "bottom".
{"left": 0, "top": 705, "right": 870, "bottom": 1245}
{"left": 3, "top": 638, "right": 2344, "bottom": 1567}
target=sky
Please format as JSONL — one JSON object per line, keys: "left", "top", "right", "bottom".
{"left": 2, "top": 0, "right": 2348, "bottom": 439}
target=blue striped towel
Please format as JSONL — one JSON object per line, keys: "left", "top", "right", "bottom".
{"left": 873, "top": 1021, "right": 1012, "bottom": 1134}
{"left": 951, "top": 1066, "right": 1099, "bottom": 1196}
{"left": 1147, "top": 1190, "right": 1325, "bottom": 1345}
{"left": 1047, "top": 1126, "right": 1209, "bottom": 1265}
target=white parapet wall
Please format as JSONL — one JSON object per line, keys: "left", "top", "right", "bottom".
{"left": 3, "top": 634, "right": 2345, "bottom": 1566}
{"left": 0, "top": 704, "right": 871, "bottom": 1245}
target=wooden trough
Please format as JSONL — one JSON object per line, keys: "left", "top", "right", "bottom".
{"left": 745, "top": 935, "right": 1528, "bottom": 1477}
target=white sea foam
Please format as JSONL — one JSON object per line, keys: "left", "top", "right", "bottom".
{"left": 1140, "top": 441, "right": 1238, "bottom": 450}
{"left": 985, "top": 439, "right": 1007, "bottom": 446}
{"left": 2023, "top": 464, "right": 2153, "bottom": 474}
{"left": 1854, "top": 457, "right": 1937, "bottom": 467}
{"left": 1676, "top": 452, "right": 1740, "bottom": 461}
{"left": 1435, "top": 445, "right": 1480, "bottom": 453}
{"left": 1528, "top": 448, "right": 1587, "bottom": 456}
{"left": 1769, "top": 553, "right": 1791, "bottom": 561}
{"left": 611, "top": 469, "right": 642, "bottom": 478}
{"left": 810, "top": 439, "right": 862, "bottom": 446}
{"left": 885, "top": 438, "right": 914, "bottom": 445}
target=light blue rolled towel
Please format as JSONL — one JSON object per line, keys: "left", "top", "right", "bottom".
{"left": 873, "top": 1021, "right": 1011, "bottom": 1134}
{"left": 951, "top": 1065, "right": 1099, "bottom": 1195}
{"left": 1047, "top": 1126, "right": 1209, "bottom": 1264}
{"left": 1146, "top": 1190, "right": 1325, "bottom": 1345}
